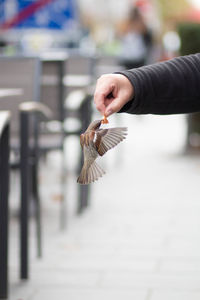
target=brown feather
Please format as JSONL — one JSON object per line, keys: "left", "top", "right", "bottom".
{"left": 77, "top": 119, "right": 128, "bottom": 184}
{"left": 96, "top": 127, "right": 127, "bottom": 156}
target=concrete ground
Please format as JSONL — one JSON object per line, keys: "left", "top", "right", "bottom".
{"left": 8, "top": 112, "right": 200, "bottom": 300}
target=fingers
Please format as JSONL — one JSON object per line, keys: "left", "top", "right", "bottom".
{"left": 105, "top": 97, "right": 126, "bottom": 117}
{"left": 94, "top": 75, "right": 115, "bottom": 115}
{"left": 94, "top": 74, "right": 134, "bottom": 117}
{"left": 93, "top": 90, "right": 106, "bottom": 115}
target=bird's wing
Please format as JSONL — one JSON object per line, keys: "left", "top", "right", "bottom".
{"left": 95, "top": 127, "right": 127, "bottom": 156}
{"left": 80, "top": 134, "right": 84, "bottom": 148}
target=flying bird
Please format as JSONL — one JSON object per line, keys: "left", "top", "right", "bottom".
{"left": 77, "top": 118, "right": 127, "bottom": 184}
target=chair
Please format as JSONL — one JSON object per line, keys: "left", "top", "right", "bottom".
{"left": 40, "top": 52, "right": 67, "bottom": 153}
{"left": 0, "top": 56, "right": 51, "bottom": 279}
{"left": 40, "top": 51, "right": 68, "bottom": 124}
{"left": 64, "top": 88, "right": 93, "bottom": 214}
{"left": 19, "top": 102, "right": 52, "bottom": 280}
{"left": 62, "top": 51, "right": 96, "bottom": 214}
{"left": 63, "top": 50, "right": 96, "bottom": 95}
{"left": 39, "top": 53, "right": 70, "bottom": 229}
{"left": 0, "top": 111, "right": 10, "bottom": 299}
{"left": 0, "top": 56, "right": 41, "bottom": 145}
{"left": 41, "top": 51, "right": 95, "bottom": 216}
{"left": 40, "top": 50, "right": 95, "bottom": 134}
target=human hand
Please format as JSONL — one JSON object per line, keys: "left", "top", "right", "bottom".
{"left": 94, "top": 74, "right": 134, "bottom": 117}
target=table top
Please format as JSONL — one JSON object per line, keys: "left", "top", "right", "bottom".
{"left": 0, "top": 88, "right": 23, "bottom": 98}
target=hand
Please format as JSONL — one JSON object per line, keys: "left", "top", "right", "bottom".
{"left": 94, "top": 74, "right": 134, "bottom": 117}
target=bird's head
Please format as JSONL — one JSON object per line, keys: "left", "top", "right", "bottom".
{"left": 86, "top": 119, "right": 102, "bottom": 131}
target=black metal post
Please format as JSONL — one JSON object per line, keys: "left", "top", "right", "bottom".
{"left": 20, "top": 111, "right": 30, "bottom": 279}
{"left": 0, "top": 123, "right": 10, "bottom": 299}
{"left": 32, "top": 114, "right": 42, "bottom": 258}
{"left": 58, "top": 60, "right": 65, "bottom": 123}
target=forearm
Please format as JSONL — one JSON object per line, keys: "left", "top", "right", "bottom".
{"left": 118, "top": 53, "right": 200, "bottom": 115}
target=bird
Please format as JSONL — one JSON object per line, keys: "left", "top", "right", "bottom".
{"left": 77, "top": 118, "right": 127, "bottom": 184}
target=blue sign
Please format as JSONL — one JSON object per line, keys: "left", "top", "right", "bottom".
{"left": 0, "top": 0, "right": 78, "bottom": 30}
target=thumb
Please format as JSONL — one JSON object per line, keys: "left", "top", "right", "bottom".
{"left": 105, "top": 97, "right": 125, "bottom": 117}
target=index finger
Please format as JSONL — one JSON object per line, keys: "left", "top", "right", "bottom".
{"left": 94, "top": 79, "right": 115, "bottom": 114}
{"left": 94, "top": 90, "right": 106, "bottom": 115}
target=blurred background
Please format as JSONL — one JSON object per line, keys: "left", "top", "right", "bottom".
{"left": 0, "top": 0, "right": 199, "bottom": 58}
{"left": 1, "top": 1, "right": 200, "bottom": 300}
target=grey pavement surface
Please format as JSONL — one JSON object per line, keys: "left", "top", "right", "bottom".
{"left": 8, "top": 113, "right": 200, "bottom": 300}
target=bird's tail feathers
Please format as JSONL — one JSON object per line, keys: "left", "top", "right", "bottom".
{"left": 77, "top": 161, "right": 105, "bottom": 185}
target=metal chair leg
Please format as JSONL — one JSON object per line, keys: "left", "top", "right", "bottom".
{"left": 31, "top": 160, "right": 42, "bottom": 258}
{"left": 20, "top": 112, "right": 30, "bottom": 280}
{"left": 60, "top": 142, "right": 67, "bottom": 230}
{"left": 19, "top": 102, "right": 52, "bottom": 279}
{"left": 0, "top": 123, "right": 9, "bottom": 299}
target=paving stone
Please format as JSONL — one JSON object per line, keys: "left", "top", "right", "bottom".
{"left": 9, "top": 280, "right": 36, "bottom": 300}
{"left": 150, "top": 291, "right": 200, "bottom": 300}
{"left": 101, "top": 272, "right": 200, "bottom": 289}
{"left": 31, "top": 288, "right": 148, "bottom": 300}
{"left": 30, "top": 270, "right": 102, "bottom": 288}
{"left": 160, "top": 260, "right": 200, "bottom": 273}
{"left": 32, "top": 255, "right": 157, "bottom": 272}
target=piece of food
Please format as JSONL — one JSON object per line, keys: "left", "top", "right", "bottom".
{"left": 101, "top": 115, "right": 109, "bottom": 124}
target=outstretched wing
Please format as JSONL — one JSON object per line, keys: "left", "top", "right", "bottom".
{"left": 95, "top": 127, "right": 127, "bottom": 156}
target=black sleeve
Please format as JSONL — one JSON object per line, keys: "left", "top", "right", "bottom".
{"left": 117, "top": 53, "right": 200, "bottom": 115}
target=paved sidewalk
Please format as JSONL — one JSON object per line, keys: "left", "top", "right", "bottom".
{"left": 9, "top": 113, "right": 200, "bottom": 300}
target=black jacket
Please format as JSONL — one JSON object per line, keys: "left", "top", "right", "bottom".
{"left": 118, "top": 53, "right": 200, "bottom": 115}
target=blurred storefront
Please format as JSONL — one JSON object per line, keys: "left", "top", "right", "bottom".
{"left": 0, "top": 0, "right": 83, "bottom": 53}
{"left": 0, "top": 0, "right": 160, "bottom": 55}
{"left": 0, "top": 0, "right": 200, "bottom": 57}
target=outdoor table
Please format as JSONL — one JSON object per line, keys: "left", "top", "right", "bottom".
{"left": 0, "top": 111, "right": 10, "bottom": 299}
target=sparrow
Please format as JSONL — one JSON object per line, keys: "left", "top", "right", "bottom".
{"left": 77, "top": 118, "right": 127, "bottom": 184}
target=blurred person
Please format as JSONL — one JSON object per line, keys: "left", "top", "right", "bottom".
{"left": 118, "top": 7, "right": 153, "bottom": 69}
{"left": 0, "top": 39, "right": 7, "bottom": 54}
{"left": 94, "top": 53, "right": 200, "bottom": 117}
